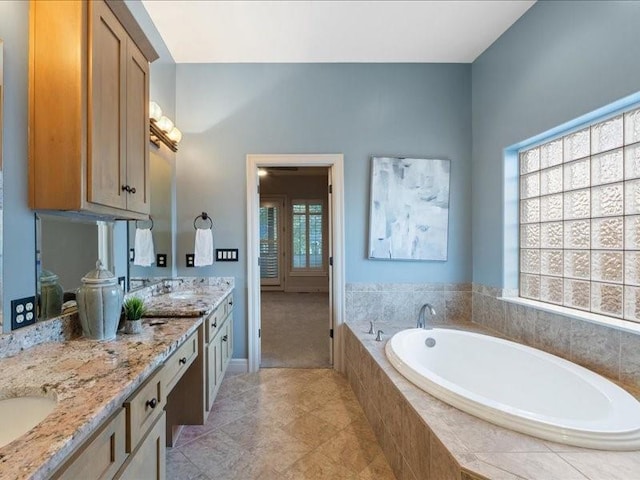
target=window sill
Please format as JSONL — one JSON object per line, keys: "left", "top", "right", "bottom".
{"left": 498, "top": 296, "right": 640, "bottom": 336}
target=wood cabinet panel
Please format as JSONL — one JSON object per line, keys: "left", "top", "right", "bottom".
{"left": 89, "top": 0, "right": 127, "bottom": 210}
{"left": 116, "top": 412, "right": 166, "bottom": 480}
{"left": 124, "top": 40, "right": 150, "bottom": 214}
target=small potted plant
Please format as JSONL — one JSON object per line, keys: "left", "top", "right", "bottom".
{"left": 123, "top": 296, "right": 146, "bottom": 334}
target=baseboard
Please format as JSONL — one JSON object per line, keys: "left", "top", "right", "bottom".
{"left": 227, "top": 358, "right": 249, "bottom": 374}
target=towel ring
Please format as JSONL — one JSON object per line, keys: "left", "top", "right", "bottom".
{"left": 135, "top": 216, "right": 154, "bottom": 230}
{"left": 194, "top": 212, "right": 213, "bottom": 230}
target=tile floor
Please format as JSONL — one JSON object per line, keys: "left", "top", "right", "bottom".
{"left": 167, "top": 369, "right": 396, "bottom": 479}
{"left": 261, "top": 292, "right": 331, "bottom": 368}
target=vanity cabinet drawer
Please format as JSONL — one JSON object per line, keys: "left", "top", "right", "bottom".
{"left": 54, "top": 408, "right": 127, "bottom": 480}
{"left": 124, "top": 366, "right": 165, "bottom": 453}
{"left": 162, "top": 330, "right": 198, "bottom": 392}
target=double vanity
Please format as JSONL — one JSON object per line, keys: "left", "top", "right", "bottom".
{"left": 0, "top": 279, "right": 234, "bottom": 480}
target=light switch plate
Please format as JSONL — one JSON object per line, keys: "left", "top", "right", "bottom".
{"left": 11, "top": 296, "right": 37, "bottom": 330}
{"left": 186, "top": 253, "right": 195, "bottom": 267}
{"left": 157, "top": 254, "right": 167, "bottom": 267}
{"left": 216, "top": 248, "right": 239, "bottom": 262}
{"left": 129, "top": 248, "right": 135, "bottom": 262}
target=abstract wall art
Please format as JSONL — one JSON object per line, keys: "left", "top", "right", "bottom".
{"left": 368, "top": 156, "right": 450, "bottom": 261}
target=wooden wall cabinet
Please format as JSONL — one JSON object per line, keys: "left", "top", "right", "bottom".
{"left": 29, "top": 0, "right": 158, "bottom": 219}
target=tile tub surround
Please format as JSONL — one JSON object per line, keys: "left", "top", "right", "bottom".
{"left": 346, "top": 282, "right": 472, "bottom": 327}
{"left": 345, "top": 320, "right": 640, "bottom": 480}
{"left": 0, "top": 317, "right": 202, "bottom": 480}
{"left": 472, "top": 283, "right": 640, "bottom": 389}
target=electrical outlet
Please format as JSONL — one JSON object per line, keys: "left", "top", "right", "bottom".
{"left": 117, "top": 276, "right": 126, "bottom": 291}
{"left": 129, "top": 248, "right": 135, "bottom": 262}
{"left": 216, "top": 248, "right": 239, "bottom": 262}
{"left": 157, "top": 254, "right": 167, "bottom": 267}
{"left": 11, "top": 296, "right": 37, "bottom": 330}
{"left": 186, "top": 253, "right": 195, "bottom": 267}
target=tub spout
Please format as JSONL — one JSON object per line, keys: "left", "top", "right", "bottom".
{"left": 417, "top": 303, "right": 436, "bottom": 329}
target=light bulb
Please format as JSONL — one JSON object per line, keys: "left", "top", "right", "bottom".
{"left": 258, "top": 169, "right": 268, "bottom": 177}
{"left": 157, "top": 116, "right": 174, "bottom": 133}
{"left": 149, "top": 101, "right": 162, "bottom": 122}
{"left": 167, "top": 127, "right": 182, "bottom": 143}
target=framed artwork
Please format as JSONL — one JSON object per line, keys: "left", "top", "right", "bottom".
{"left": 368, "top": 156, "right": 450, "bottom": 261}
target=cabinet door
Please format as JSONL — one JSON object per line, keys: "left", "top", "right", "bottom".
{"left": 116, "top": 412, "right": 166, "bottom": 480}
{"left": 124, "top": 40, "right": 150, "bottom": 214}
{"left": 88, "top": 0, "right": 127, "bottom": 210}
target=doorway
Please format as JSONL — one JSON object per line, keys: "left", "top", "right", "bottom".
{"left": 246, "top": 154, "right": 345, "bottom": 373}
{"left": 259, "top": 169, "right": 330, "bottom": 367}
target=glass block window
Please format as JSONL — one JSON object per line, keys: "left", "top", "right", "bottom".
{"left": 292, "top": 200, "right": 324, "bottom": 270}
{"left": 519, "top": 106, "right": 640, "bottom": 321}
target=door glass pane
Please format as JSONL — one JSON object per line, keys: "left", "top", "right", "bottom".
{"left": 260, "top": 205, "right": 279, "bottom": 280}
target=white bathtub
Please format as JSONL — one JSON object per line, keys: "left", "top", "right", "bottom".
{"left": 385, "top": 328, "right": 640, "bottom": 450}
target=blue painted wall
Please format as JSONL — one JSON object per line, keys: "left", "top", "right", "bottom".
{"left": 1, "top": 1, "right": 33, "bottom": 330}
{"left": 175, "top": 64, "right": 472, "bottom": 357}
{"left": 471, "top": 0, "right": 640, "bottom": 287}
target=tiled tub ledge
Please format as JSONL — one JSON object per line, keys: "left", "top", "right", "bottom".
{"left": 344, "top": 320, "right": 640, "bottom": 480}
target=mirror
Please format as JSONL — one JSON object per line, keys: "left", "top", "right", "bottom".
{"left": 35, "top": 213, "right": 116, "bottom": 321}
{"left": 128, "top": 151, "right": 174, "bottom": 288}
{"left": 0, "top": 40, "right": 4, "bottom": 330}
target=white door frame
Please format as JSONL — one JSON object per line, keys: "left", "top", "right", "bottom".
{"left": 246, "top": 154, "right": 345, "bottom": 373}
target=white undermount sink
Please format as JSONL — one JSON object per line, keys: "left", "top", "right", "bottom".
{"left": 168, "top": 291, "right": 200, "bottom": 300}
{"left": 0, "top": 395, "right": 57, "bottom": 448}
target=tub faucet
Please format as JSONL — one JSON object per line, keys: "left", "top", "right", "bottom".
{"left": 417, "top": 303, "right": 436, "bottom": 329}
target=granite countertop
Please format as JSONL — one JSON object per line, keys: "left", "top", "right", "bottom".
{"left": 0, "top": 318, "right": 202, "bottom": 480}
{"left": 143, "top": 285, "right": 232, "bottom": 318}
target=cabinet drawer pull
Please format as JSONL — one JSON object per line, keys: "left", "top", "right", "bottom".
{"left": 179, "top": 357, "right": 187, "bottom": 365}
{"left": 212, "top": 321, "right": 217, "bottom": 328}
{"left": 130, "top": 187, "right": 136, "bottom": 194}
{"left": 222, "top": 335, "right": 228, "bottom": 342}
{"left": 146, "top": 398, "right": 158, "bottom": 409}
{"left": 228, "top": 300, "right": 233, "bottom": 306}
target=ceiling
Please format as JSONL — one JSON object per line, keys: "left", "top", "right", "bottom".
{"left": 141, "top": 0, "right": 536, "bottom": 63}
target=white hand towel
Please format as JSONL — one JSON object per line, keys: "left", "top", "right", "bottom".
{"left": 194, "top": 228, "right": 214, "bottom": 267}
{"left": 134, "top": 228, "right": 155, "bottom": 266}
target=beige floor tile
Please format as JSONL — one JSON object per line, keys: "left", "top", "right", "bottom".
{"left": 166, "top": 449, "right": 204, "bottom": 480}
{"left": 169, "top": 369, "right": 394, "bottom": 480}
{"left": 358, "top": 452, "right": 398, "bottom": 479}
{"left": 280, "top": 412, "right": 341, "bottom": 447}
{"left": 282, "top": 449, "right": 360, "bottom": 480}
{"left": 315, "top": 419, "right": 384, "bottom": 474}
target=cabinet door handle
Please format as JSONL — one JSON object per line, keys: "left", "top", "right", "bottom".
{"left": 121, "top": 185, "right": 130, "bottom": 193}
{"left": 228, "top": 300, "right": 233, "bottom": 306}
{"left": 179, "top": 357, "right": 187, "bottom": 365}
{"left": 146, "top": 398, "right": 158, "bottom": 409}
{"left": 212, "top": 321, "right": 217, "bottom": 328}
{"left": 222, "top": 335, "right": 228, "bottom": 342}
{"left": 130, "top": 187, "right": 136, "bottom": 194}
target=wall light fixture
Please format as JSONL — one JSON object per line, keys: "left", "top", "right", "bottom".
{"left": 149, "top": 101, "right": 181, "bottom": 152}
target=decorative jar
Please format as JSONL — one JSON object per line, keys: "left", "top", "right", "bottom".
{"left": 76, "top": 260, "right": 123, "bottom": 341}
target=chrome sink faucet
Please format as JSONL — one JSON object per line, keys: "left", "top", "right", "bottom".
{"left": 417, "top": 303, "right": 436, "bottom": 329}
